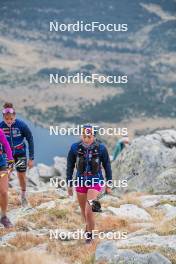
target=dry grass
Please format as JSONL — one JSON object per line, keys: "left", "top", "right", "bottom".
{"left": 7, "top": 188, "right": 61, "bottom": 208}
{"left": 0, "top": 227, "right": 15, "bottom": 237}
{"left": 28, "top": 191, "right": 60, "bottom": 207}
{"left": 2, "top": 189, "right": 176, "bottom": 264}
{"left": 7, "top": 189, "right": 60, "bottom": 210}
{"left": 159, "top": 200, "right": 176, "bottom": 207}
{"left": 26, "top": 203, "right": 82, "bottom": 229}
{"left": 15, "top": 219, "right": 32, "bottom": 231}
{"left": 153, "top": 217, "right": 176, "bottom": 236}
{"left": 25, "top": 201, "right": 138, "bottom": 234}
{"left": 47, "top": 213, "right": 138, "bottom": 263}
{"left": 102, "top": 192, "right": 146, "bottom": 209}
{"left": 0, "top": 249, "right": 61, "bottom": 264}
{"left": 119, "top": 192, "right": 147, "bottom": 207}
{"left": 13, "top": 204, "right": 139, "bottom": 263}
{"left": 96, "top": 215, "right": 137, "bottom": 233}
{"left": 146, "top": 207, "right": 165, "bottom": 223}
{"left": 8, "top": 189, "right": 21, "bottom": 210}
{"left": 48, "top": 239, "right": 98, "bottom": 264}
{"left": 8, "top": 233, "right": 45, "bottom": 250}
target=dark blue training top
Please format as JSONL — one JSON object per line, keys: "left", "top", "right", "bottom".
{"left": 0, "top": 119, "right": 34, "bottom": 160}
{"left": 66, "top": 141, "right": 112, "bottom": 187}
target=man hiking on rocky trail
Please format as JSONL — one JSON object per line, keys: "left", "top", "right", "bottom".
{"left": 0, "top": 128, "right": 14, "bottom": 228}
{"left": 0, "top": 102, "right": 34, "bottom": 207}
{"left": 66, "top": 124, "right": 112, "bottom": 244}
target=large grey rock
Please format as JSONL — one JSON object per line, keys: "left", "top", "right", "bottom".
{"left": 95, "top": 241, "right": 171, "bottom": 264}
{"left": 154, "top": 169, "right": 176, "bottom": 193}
{"left": 117, "top": 233, "right": 176, "bottom": 251}
{"left": 139, "top": 195, "right": 176, "bottom": 208}
{"left": 27, "top": 167, "right": 40, "bottom": 187}
{"left": 9, "top": 178, "right": 19, "bottom": 188}
{"left": 112, "top": 130, "right": 176, "bottom": 194}
{"left": 53, "top": 156, "right": 67, "bottom": 176}
{"left": 37, "top": 164, "right": 56, "bottom": 181}
{"left": 95, "top": 241, "right": 118, "bottom": 263}
{"left": 108, "top": 204, "right": 152, "bottom": 222}
{"left": 9, "top": 167, "right": 41, "bottom": 191}
{"left": 8, "top": 207, "right": 36, "bottom": 224}
{"left": 28, "top": 243, "right": 48, "bottom": 253}
{"left": 157, "top": 204, "right": 176, "bottom": 221}
{"left": 9, "top": 170, "right": 17, "bottom": 181}
{"left": 56, "top": 189, "right": 68, "bottom": 198}
{"left": 36, "top": 200, "right": 56, "bottom": 210}
{"left": 129, "top": 222, "right": 154, "bottom": 231}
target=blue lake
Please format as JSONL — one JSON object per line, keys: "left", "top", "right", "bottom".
{"left": 12, "top": 116, "right": 79, "bottom": 165}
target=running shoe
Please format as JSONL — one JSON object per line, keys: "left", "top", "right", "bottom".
{"left": 0, "top": 216, "right": 13, "bottom": 228}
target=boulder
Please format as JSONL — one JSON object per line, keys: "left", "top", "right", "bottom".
{"left": 112, "top": 130, "right": 176, "bottom": 195}
{"left": 117, "top": 233, "right": 176, "bottom": 251}
{"left": 28, "top": 243, "right": 48, "bottom": 253}
{"left": 36, "top": 200, "right": 56, "bottom": 210}
{"left": 27, "top": 167, "right": 40, "bottom": 187}
{"left": 107, "top": 204, "right": 152, "bottom": 222}
{"left": 95, "top": 241, "right": 171, "bottom": 264}
{"left": 95, "top": 241, "right": 118, "bottom": 263}
{"left": 53, "top": 156, "right": 67, "bottom": 176}
{"left": 37, "top": 164, "right": 56, "bottom": 181}
{"left": 157, "top": 204, "right": 176, "bottom": 221}
{"left": 139, "top": 195, "right": 176, "bottom": 208}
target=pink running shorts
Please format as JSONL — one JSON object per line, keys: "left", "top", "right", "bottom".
{"left": 76, "top": 183, "right": 102, "bottom": 193}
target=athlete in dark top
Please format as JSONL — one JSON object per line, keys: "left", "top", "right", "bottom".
{"left": 67, "top": 124, "right": 112, "bottom": 243}
{"left": 0, "top": 102, "right": 34, "bottom": 207}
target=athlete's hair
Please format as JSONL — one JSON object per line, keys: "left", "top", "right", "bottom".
{"left": 3, "top": 102, "right": 14, "bottom": 109}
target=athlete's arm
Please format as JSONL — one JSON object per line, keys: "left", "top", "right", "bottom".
{"left": 101, "top": 145, "right": 112, "bottom": 194}
{"left": 0, "top": 129, "right": 13, "bottom": 161}
{"left": 21, "top": 122, "right": 34, "bottom": 160}
{"left": 101, "top": 145, "right": 112, "bottom": 181}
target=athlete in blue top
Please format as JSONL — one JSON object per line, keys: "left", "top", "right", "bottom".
{"left": 67, "top": 124, "right": 112, "bottom": 243}
{"left": 0, "top": 102, "right": 34, "bottom": 206}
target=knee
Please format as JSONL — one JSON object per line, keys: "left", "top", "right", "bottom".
{"left": 85, "top": 206, "right": 92, "bottom": 219}
{"left": 18, "top": 172, "right": 26, "bottom": 178}
{"left": 0, "top": 189, "right": 8, "bottom": 197}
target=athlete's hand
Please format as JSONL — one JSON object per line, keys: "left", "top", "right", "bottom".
{"left": 8, "top": 159, "right": 15, "bottom": 171}
{"left": 28, "top": 159, "right": 34, "bottom": 169}
{"left": 105, "top": 186, "right": 112, "bottom": 195}
{"left": 67, "top": 187, "right": 73, "bottom": 196}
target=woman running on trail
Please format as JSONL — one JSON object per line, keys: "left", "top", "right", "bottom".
{"left": 0, "top": 128, "right": 14, "bottom": 228}
{"left": 0, "top": 102, "right": 34, "bottom": 207}
{"left": 66, "top": 124, "right": 112, "bottom": 244}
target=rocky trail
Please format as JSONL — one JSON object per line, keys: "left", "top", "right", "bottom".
{"left": 1, "top": 130, "right": 176, "bottom": 264}
{"left": 1, "top": 189, "right": 176, "bottom": 264}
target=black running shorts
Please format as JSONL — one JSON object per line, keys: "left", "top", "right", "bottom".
{"left": 13, "top": 155, "right": 27, "bottom": 172}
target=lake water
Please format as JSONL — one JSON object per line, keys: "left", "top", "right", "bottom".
{"left": 11, "top": 116, "right": 79, "bottom": 165}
